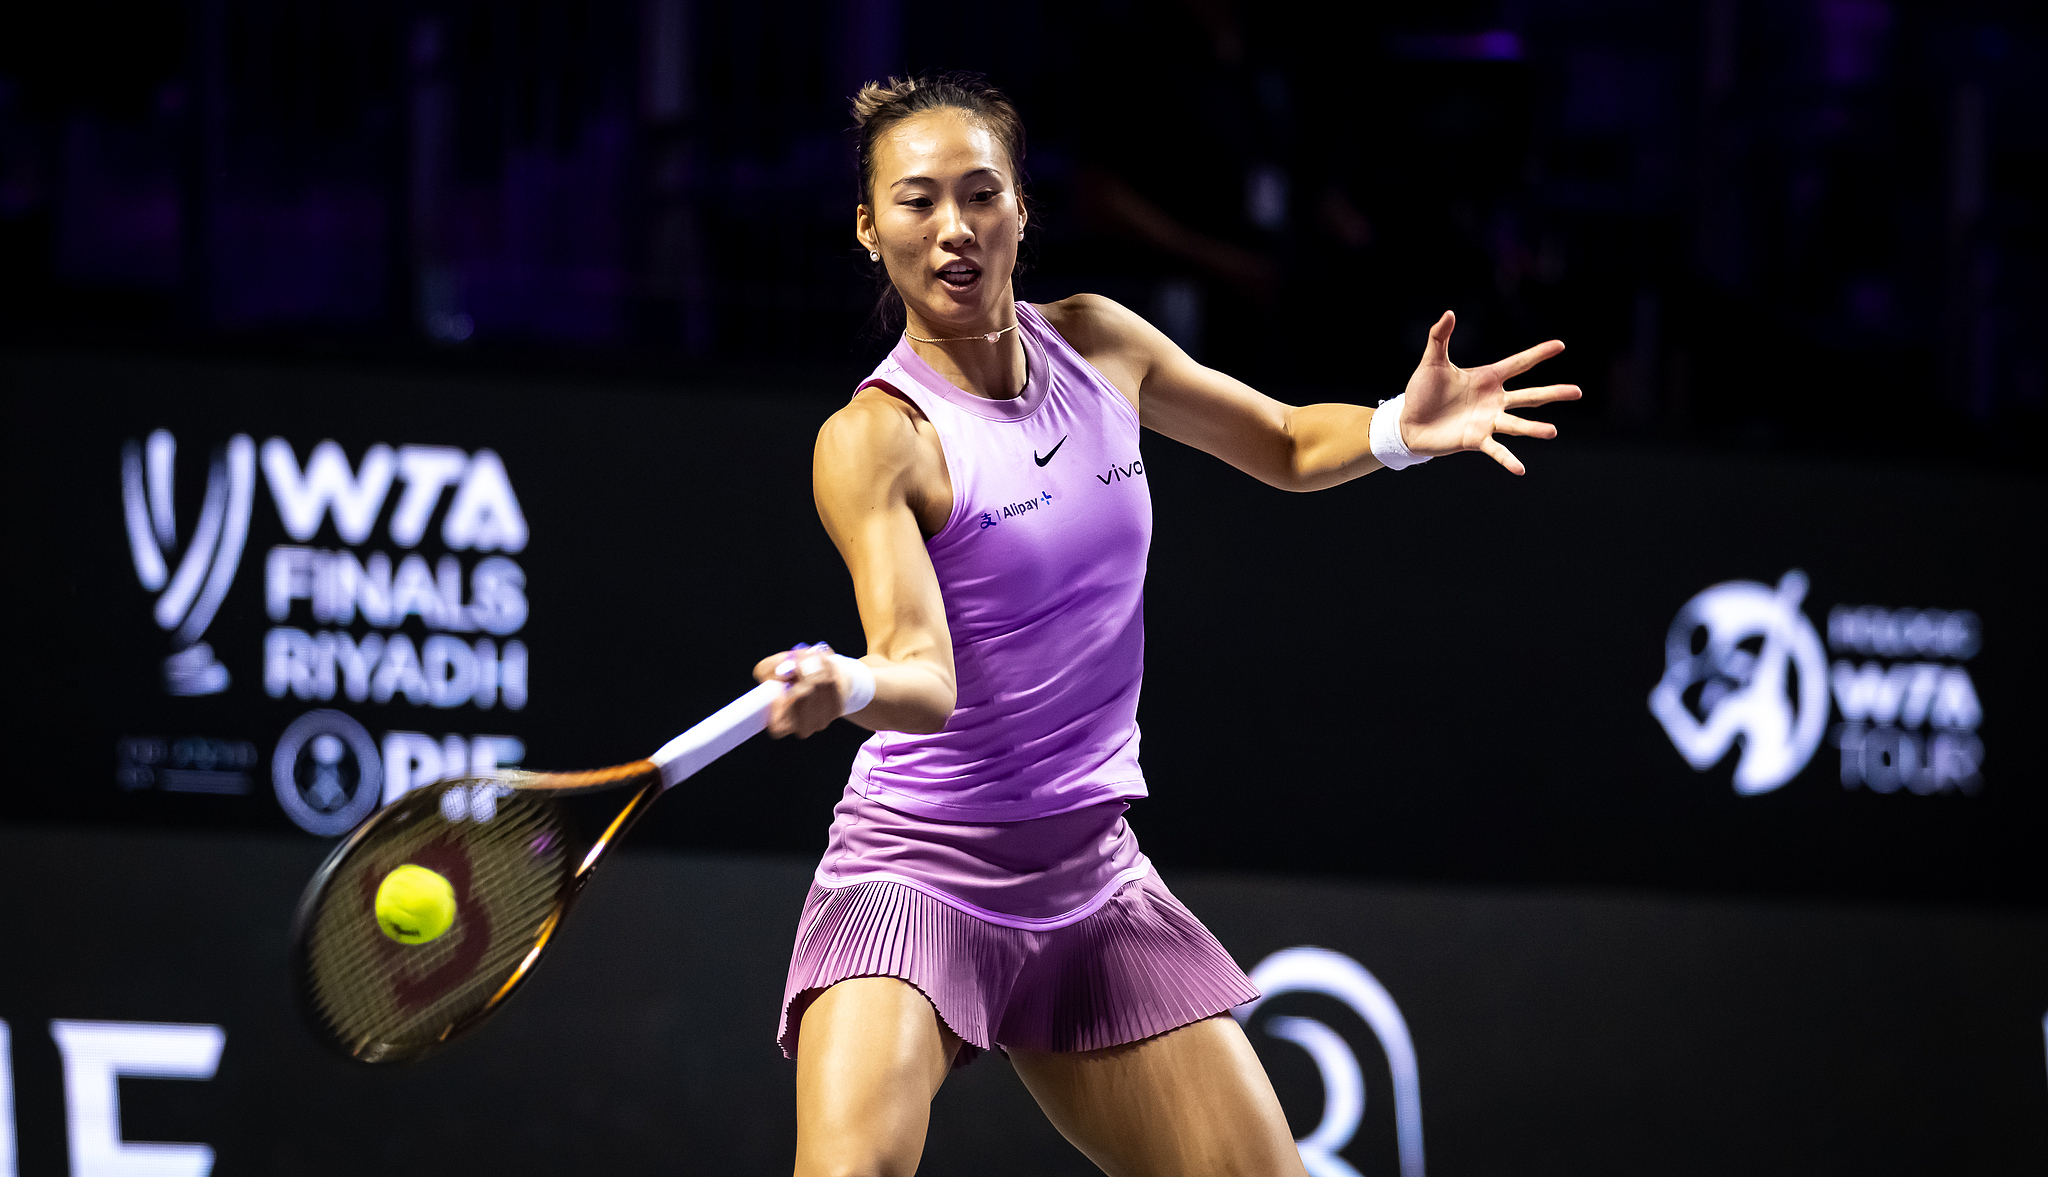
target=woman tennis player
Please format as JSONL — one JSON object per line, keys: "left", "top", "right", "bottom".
{"left": 754, "top": 74, "right": 1578, "bottom": 1177}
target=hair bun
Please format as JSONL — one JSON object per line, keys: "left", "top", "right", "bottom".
{"left": 851, "top": 77, "right": 920, "bottom": 129}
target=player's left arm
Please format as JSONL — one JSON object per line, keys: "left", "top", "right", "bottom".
{"left": 1043, "top": 295, "right": 1580, "bottom": 486}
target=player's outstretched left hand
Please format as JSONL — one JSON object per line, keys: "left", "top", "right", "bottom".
{"left": 754, "top": 644, "right": 847, "bottom": 739}
{"left": 1396, "top": 310, "right": 1582, "bottom": 475}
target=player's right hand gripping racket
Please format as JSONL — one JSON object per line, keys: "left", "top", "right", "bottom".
{"left": 289, "top": 677, "right": 788, "bottom": 1063}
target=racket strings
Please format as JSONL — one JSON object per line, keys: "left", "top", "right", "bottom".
{"left": 302, "top": 782, "right": 571, "bottom": 1061}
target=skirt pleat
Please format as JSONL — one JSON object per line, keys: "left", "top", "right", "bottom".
{"left": 779, "top": 871, "right": 1258, "bottom": 1065}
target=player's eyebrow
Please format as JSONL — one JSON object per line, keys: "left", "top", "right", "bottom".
{"left": 890, "top": 167, "right": 1002, "bottom": 189}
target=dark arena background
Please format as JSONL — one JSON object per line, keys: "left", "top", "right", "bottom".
{"left": 3, "top": 1, "right": 2044, "bottom": 1174}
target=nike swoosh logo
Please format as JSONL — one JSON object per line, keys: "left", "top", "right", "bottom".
{"left": 1034, "top": 436, "right": 1068, "bottom": 467}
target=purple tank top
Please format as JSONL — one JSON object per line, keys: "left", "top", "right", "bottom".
{"left": 847, "top": 301, "right": 1152, "bottom": 823}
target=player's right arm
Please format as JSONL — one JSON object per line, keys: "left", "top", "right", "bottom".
{"left": 756, "top": 389, "right": 957, "bottom": 738}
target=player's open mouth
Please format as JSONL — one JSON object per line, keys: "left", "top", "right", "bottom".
{"left": 937, "top": 262, "right": 981, "bottom": 289}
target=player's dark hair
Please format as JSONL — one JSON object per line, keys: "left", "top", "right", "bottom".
{"left": 851, "top": 72, "right": 1032, "bottom": 336}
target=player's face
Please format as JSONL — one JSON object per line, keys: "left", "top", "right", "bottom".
{"left": 858, "top": 109, "right": 1025, "bottom": 330}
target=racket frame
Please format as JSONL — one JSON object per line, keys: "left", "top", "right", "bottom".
{"left": 288, "top": 765, "right": 662, "bottom": 1063}
{"left": 288, "top": 677, "right": 788, "bottom": 1063}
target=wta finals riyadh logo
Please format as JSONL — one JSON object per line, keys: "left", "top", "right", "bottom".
{"left": 1648, "top": 569, "right": 1830, "bottom": 795}
{"left": 122, "top": 431, "right": 257, "bottom": 695}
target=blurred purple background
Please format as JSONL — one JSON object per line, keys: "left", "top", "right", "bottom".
{"left": 2, "top": 0, "right": 2042, "bottom": 462}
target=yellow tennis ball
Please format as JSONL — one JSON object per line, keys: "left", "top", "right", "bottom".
{"left": 375, "top": 864, "right": 457, "bottom": 945}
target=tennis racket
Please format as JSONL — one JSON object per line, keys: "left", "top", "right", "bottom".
{"left": 288, "top": 675, "right": 791, "bottom": 1063}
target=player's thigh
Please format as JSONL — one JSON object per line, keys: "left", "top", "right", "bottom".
{"left": 794, "top": 976, "right": 962, "bottom": 1177}
{"left": 1008, "top": 1014, "right": 1306, "bottom": 1177}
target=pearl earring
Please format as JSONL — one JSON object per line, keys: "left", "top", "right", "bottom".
{"left": 869, "top": 251, "right": 879, "bottom": 261}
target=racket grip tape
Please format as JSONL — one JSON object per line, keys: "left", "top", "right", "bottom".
{"left": 649, "top": 646, "right": 877, "bottom": 789}
{"left": 650, "top": 679, "right": 785, "bottom": 788}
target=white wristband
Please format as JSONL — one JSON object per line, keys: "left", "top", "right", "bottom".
{"left": 830, "top": 654, "right": 877, "bottom": 715}
{"left": 1369, "top": 394, "right": 1432, "bottom": 471}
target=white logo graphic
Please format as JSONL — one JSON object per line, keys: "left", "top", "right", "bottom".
{"left": 49, "top": 1020, "right": 224, "bottom": 1177}
{"left": 1238, "top": 947, "right": 1424, "bottom": 1177}
{"left": 382, "top": 731, "right": 525, "bottom": 803}
{"left": 1649, "top": 570, "right": 1830, "bottom": 795}
{"left": 258, "top": 440, "right": 531, "bottom": 713}
{"left": 259, "top": 440, "right": 527, "bottom": 553}
{"left": 121, "top": 431, "right": 256, "bottom": 695}
{"left": 272, "top": 710, "right": 384, "bottom": 836}
{"left": 440, "top": 780, "right": 514, "bottom": 823}
{"left": 1826, "top": 605, "right": 1984, "bottom": 794}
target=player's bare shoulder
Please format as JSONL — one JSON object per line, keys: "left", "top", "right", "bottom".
{"left": 1032, "top": 294, "right": 1157, "bottom": 407}
{"left": 818, "top": 385, "right": 927, "bottom": 471}
{"left": 815, "top": 384, "right": 951, "bottom": 531}
{"left": 1034, "top": 292, "right": 1150, "bottom": 354}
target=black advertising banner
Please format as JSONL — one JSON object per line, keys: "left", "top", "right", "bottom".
{"left": 3, "top": 348, "right": 2044, "bottom": 1175}
{"left": 6, "top": 349, "right": 872, "bottom": 849}
{"left": 0, "top": 828, "right": 2041, "bottom": 1176}
{"left": 5, "top": 348, "right": 2041, "bottom": 904}
{"left": 1136, "top": 434, "right": 2044, "bottom": 905}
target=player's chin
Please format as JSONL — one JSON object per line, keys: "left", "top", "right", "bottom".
{"left": 915, "top": 298, "right": 977, "bottom": 327}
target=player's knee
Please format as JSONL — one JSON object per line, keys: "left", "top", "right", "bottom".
{"left": 795, "top": 1097, "right": 930, "bottom": 1177}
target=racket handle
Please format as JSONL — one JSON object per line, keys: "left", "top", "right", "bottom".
{"left": 650, "top": 679, "right": 786, "bottom": 788}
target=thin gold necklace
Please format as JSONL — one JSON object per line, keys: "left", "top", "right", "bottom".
{"left": 905, "top": 322, "right": 1018, "bottom": 345}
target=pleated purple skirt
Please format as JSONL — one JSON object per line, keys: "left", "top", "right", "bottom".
{"left": 779, "top": 871, "right": 1260, "bottom": 1066}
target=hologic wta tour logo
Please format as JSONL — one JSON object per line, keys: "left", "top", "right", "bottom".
{"left": 1648, "top": 570, "right": 1830, "bottom": 795}
{"left": 1650, "top": 570, "right": 1985, "bottom": 795}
